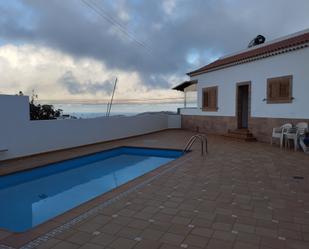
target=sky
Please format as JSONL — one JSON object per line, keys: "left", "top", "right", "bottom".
{"left": 0, "top": 0, "right": 309, "bottom": 102}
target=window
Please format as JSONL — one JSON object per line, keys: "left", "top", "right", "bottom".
{"left": 267, "top": 75, "right": 293, "bottom": 103}
{"left": 202, "top": 86, "right": 218, "bottom": 111}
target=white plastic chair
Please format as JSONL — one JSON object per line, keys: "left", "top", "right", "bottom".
{"left": 271, "top": 123, "right": 292, "bottom": 148}
{"left": 285, "top": 122, "right": 308, "bottom": 151}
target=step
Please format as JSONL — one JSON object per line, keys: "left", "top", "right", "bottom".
{"left": 227, "top": 132, "right": 254, "bottom": 138}
{"left": 228, "top": 129, "right": 251, "bottom": 135}
{"left": 224, "top": 129, "right": 257, "bottom": 142}
{"left": 223, "top": 134, "right": 257, "bottom": 142}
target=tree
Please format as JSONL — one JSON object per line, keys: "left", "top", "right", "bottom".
{"left": 18, "top": 91, "right": 63, "bottom": 120}
{"left": 29, "top": 103, "right": 63, "bottom": 120}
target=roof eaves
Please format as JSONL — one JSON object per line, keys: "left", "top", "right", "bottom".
{"left": 187, "top": 41, "right": 309, "bottom": 77}
{"left": 172, "top": 80, "right": 198, "bottom": 91}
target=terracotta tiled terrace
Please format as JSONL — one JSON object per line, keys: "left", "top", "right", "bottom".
{"left": 1, "top": 129, "right": 309, "bottom": 249}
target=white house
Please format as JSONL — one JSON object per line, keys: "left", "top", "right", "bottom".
{"left": 174, "top": 29, "right": 309, "bottom": 142}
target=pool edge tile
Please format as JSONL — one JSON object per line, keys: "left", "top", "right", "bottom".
{"left": 0, "top": 153, "right": 191, "bottom": 249}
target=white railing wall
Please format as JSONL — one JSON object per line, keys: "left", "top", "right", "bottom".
{"left": 0, "top": 95, "right": 180, "bottom": 161}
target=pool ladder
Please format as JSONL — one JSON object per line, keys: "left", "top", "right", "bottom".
{"left": 183, "top": 134, "right": 208, "bottom": 155}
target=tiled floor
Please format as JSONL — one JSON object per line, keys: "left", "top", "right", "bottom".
{"left": 1, "top": 129, "right": 309, "bottom": 249}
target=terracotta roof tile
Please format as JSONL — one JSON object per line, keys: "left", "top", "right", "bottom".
{"left": 188, "top": 31, "right": 309, "bottom": 76}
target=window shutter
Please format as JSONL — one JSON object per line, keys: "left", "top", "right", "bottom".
{"left": 278, "top": 78, "right": 290, "bottom": 98}
{"left": 268, "top": 80, "right": 279, "bottom": 99}
{"left": 209, "top": 87, "right": 217, "bottom": 109}
{"left": 202, "top": 86, "right": 218, "bottom": 111}
{"left": 267, "top": 82, "right": 273, "bottom": 99}
{"left": 203, "top": 90, "right": 208, "bottom": 108}
{"left": 267, "top": 75, "right": 292, "bottom": 103}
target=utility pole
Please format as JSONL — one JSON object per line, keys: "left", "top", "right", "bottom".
{"left": 106, "top": 77, "right": 117, "bottom": 117}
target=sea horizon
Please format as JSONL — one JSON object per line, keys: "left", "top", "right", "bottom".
{"left": 37, "top": 96, "right": 197, "bottom": 118}
{"left": 42, "top": 101, "right": 196, "bottom": 119}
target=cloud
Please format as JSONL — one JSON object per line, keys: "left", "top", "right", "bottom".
{"left": 162, "top": 0, "right": 177, "bottom": 15}
{"left": 59, "top": 71, "right": 114, "bottom": 95}
{"left": 0, "top": 0, "right": 309, "bottom": 97}
{"left": 0, "top": 44, "right": 183, "bottom": 101}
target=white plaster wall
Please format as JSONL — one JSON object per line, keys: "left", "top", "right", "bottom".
{"left": 167, "top": 114, "right": 181, "bottom": 129}
{"left": 0, "top": 95, "right": 29, "bottom": 122}
{"left": 186, "top": 47, "right": 309, "bottom": 119}
{"left": 0, "top": 95, "right": 29, "bottom": 152}
{"left": 0, "top": 95, "right": 181, "bottom": 161}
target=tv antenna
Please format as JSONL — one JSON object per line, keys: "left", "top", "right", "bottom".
{"left": 106, "top": 77, "right": 117, "bottom": 117}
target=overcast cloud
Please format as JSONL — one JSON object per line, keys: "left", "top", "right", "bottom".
{"left": 0, "top": 0, "right": 309, "bottom": 100}
{"left": 59, "top": 71, "right": 115, "bottom": 95}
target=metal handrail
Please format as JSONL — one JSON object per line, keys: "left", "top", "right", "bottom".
{"left": 183, "top": 136, "right": 198, "bottom": 153}
{"left": 183, "top": 134, "right": 208, "bottom": 155}
{"left": 183, "top": 135, "right": 207, "bottom": 155}
{"left": 183, "top": 136, "right": 198, "bottom": 151}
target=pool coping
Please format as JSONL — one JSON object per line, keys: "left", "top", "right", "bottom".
{"left": 0, "top": 148, "right": 192, "bottom": 249}
{"left": 0, "top": 144, "right": 184, "bottom": 177}
{"left": 0, "top": 146, "right": 184, "bottom": 178}
{"left": 0, "top": 129, "right": 181, "bottom": 176}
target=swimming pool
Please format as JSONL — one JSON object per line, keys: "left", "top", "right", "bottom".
{"left": 0, "top": 147, "right": 183, "bottom": 232}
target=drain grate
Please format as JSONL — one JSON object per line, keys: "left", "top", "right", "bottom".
{"left": 293, "top": 176, "right": 304, "bottom": 180}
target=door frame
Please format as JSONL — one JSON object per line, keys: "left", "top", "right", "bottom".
{"left": 235, "top": 81, "right": 251, "bottom": 129}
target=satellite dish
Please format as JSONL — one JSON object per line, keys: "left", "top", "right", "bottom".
{"left": 248, "top": 35, "right": 266, "bottom": 48}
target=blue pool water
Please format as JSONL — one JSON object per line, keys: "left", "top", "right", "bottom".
{"left": 0, "top": 147, "right": 183, "bottom": 232}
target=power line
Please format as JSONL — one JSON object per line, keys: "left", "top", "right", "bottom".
{"left": 80, "top": 0, "right": 153, "bottom": 54}
{"left": 88, "top": 0, "right": 153, "bottom": 54}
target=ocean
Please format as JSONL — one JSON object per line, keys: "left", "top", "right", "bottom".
{"left": 50, "top": 102, "right": 195, "bottom": 119}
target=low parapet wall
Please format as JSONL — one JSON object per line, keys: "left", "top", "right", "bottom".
{"left": 0, "top": 95, "right": 180, "bottom": 161}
